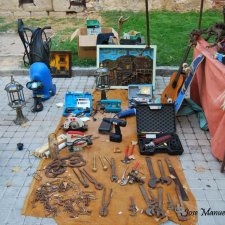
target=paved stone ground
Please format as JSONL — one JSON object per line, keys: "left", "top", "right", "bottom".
{"left": 0, "top": 75, "right": 224, "bottom": 225}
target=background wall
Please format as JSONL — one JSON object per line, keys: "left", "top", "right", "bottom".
{"left": 0, "top": 0, "right": 222, "bottom": 17}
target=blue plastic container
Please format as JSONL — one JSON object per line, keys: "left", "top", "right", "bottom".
{"left": 30, "top": 62, "right": 56, "bottom": 100}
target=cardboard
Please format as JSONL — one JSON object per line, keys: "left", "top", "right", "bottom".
{"left": 71, "top": 27, "right": 118, "bottom": 59}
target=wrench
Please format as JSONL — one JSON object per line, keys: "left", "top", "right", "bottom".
{"left": 129, "top": 197, "right": 137, "bottom": 216}
{"left": 145, "top": 157, "right": 160, "bottom": 188}
{"left": 155, "top": 187, "right": 166, "bottom": 219}
{"left": 138, "top": 184, "right": 155, "bottom": 216}
{"left": 175, "top": 185, "right": 188, "bottom": 221}
{"left": 148, "top": 189, "right": 158, "bottom": 207}
{"left": 110, "top": 158, "right": 118, "bottom": 182}
{"left": 157, "top": 160, "right": 172, "bottom": 185}
{"left": 167, "top": 192, "right": 174, "bottom": 210}
{"left": 119, "top": 165, "right": 129, "bottom": 185}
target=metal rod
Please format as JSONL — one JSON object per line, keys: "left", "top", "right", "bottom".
{"left": 145, "top": 0, "right": 151, "bottom": 47}
{"left": 198, "top": 0, "right": 204, "bottom": 29}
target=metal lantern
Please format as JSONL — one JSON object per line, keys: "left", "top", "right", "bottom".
{"left": 95, "top": 64, "right": 110, "bottom": 100}
{"left": 5, "top": 76, "right": 28, "bottom": 125}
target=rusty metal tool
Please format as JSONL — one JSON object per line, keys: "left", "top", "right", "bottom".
{"left": 139, "top": 184, "right": 155, "bottom": 216}
{"left": 92, "top": 154, "right": 97, "bottom": 172}
{"left": 72, "top": 168, "right": 89, "bottom": 188}
{"left": 175, "top": 185, "right": 188, "bottom": 221}
{"left": 80, "top": 168, "right": 104, "bottom": 190}
{"left": 121, "top": 146, "right": 131, "bottom": 164}
{"left": 128, "top": 162, "right": 144, "bottom": 184}
{"left": 110, "top": 158, "right": 118, "bottom": 182}
{"left": 148, "top": 189, "right": 158, "bottom": 207}
{"left": 129, "top": 197, "right": 137, "bottom": 216}
{"left": 167, "top": 192, "right": 174, "bottom": 210}
{"left": 145, "top": 157, "right": 160, "bottom": 188}
{"left": 119, "top": 165, "right": 129, "bottom": 186}
{"left": 99, "top": 156, "right": 108, "bottom": 171}
{"left": 155, "top": 187, "right": 166, "bottom": 219}
{"left": 157, "top": 160, "right": 172, "bottom": 185}
{"left": 99, "top": 188, "right": 113, "bottom": 217}
{"left": 165, "top": 157, "right": 189, "bottom": 201}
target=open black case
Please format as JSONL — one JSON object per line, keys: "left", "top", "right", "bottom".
{"left": 136, "top": 103, "right": 184, "bottom": 155}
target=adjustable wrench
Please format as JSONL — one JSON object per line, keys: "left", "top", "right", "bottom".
{"left": 139, "top": 184, "right": 155, "bottom": 216}
{"left": 157, "top": 160, "right": 172, "bottom": 185}
{"left": 175, "top": 185, "right": 188, "bottom": 221}
{"left": 146, "top": 157, "right": 160, "bottom": 188}
{"left": 155, "top": 187, "right": 166, "bottom": 219}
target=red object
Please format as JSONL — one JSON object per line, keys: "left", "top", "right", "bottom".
{"left": 133, "top": 162, "right": 140, "bottom": 170}
{"left": 129, "top": 145, "right": 135, "bottom": 155}
{"left": 67, "top": 131, "right": 85, "bottom": 136}
{"left": 191, "top": 38, "right": 225, "bottom": 160}
{"left": 152, "top": 135, "right": 172, "bottom": 145}
{"left": 124, "top": 146, "right": 129, "bottom": 157}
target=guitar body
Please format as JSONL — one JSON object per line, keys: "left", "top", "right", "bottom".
{"left": 161, "top": 72, "right": 185, "bottom": 103}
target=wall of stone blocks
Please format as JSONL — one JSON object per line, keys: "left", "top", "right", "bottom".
{"left": 0, "top": 0, "right": 217, "bottom": 18}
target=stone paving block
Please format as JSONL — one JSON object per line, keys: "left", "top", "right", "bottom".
{"left": 0, "top": 208, "right": 11, "bottom": 224}
{"left": 24, "top": 216, "right": 42, "bottom": 225}
{"left": 0, "top": 196, "right": 16, "bottom": 209}
{"left": 18, "top": 186, "right": 30, "bottom": 198}
{"left": 200, "top": 146, "right": 212, "bottom": 154}
{"left": 184, "top": 133, "right": 196, "bottom": 139}
{"left": 183, "top": 169, "right": 200, "bottom": 179}
{"left": 9, "top": 137, "right": 22, "bottom": 144}
{"left": 13, "top": 197, "right": 26, "bottom": 210}
{"left": 208, "top": 200, "right": 225, "bottom": 225}
{"left": 191, "top": 188, "right": 207, "bottom": 200}
{"left": 197, "top": 170, "right": 213, "bottom": 179}
{"left": 201, "top": 179, "right": 218, "bottom": 190}
{"left": 179, "top": 153, "right": 192, "bottom": 161}
{"left": 188, "top": 179, "right": 203, "bottom": 189}
{"left": 5, "top": 209, "right": 25, "bottom": 225}
{"left": 0, "top": 158, "right": 9, "bottom": 167}
{"left": 3, "top": 131, "right": 14, "bottom": 138}
{"left": 194, "top": 161, "right": 209, "bottom": 170}
{"left": 7, "top": 158, "right": 22, "bottom": 167}
{"left": 3, "top": 186, "right": 21, "bottom": 198}
{"left": 14, "top": 131, "right": 26, "bottom": 138}
{"left": 186, "top": 139, "right": 199, "bottom": 146}
{"left": 0, "top": 137, "right": 10, "bottom": 144}
{"left": 41, "top": 218, "right": 57, "bottom": 225}
{"left": 12, "top": 150, "right": 26, "bottom": 159}
{"left": 11, "top": 176, "right": 26, "bottom": 187}
{"left": 204, "top": 190, "right": 223, "bottom": 200}
{"left": 23, "top": 175, "right": 33, "bottom": 187}
{"left": 1, "top": 166, "right": 15, "bottom": 178}
{"left": 197, "top": 139, "right": 211, "bottom": 146}
{"left": 215, "top": 180, "right": 225, "bottom": 189}
{"left": 191, "top": 153, "right": 206, "bottom": 162}
{"left": 181, "top": 160, "right": 195, "bottom": 170}
{"left": 211, "top": 170, "right": 225, "bottom": 179}
{"left": 204, "top": 153, "right": 217, "bottom": 162}
{"left": 207, "top": 161, "right": 221, "bottom": 170}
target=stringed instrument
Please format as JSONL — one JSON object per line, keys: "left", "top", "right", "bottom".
{"left": 161, "top": 43, "right": 193, "bottom": 103}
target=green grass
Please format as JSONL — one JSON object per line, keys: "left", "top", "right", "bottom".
{"left": 0, "top": 10, "right": 223, "bottom": 66}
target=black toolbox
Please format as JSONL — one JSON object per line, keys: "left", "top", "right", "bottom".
{"left": 135, "top": 103, "right": 183, "bottom": 155}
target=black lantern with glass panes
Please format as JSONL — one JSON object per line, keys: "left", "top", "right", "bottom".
{"left": 5, "top": 76, "right": 28, "bottom": 125}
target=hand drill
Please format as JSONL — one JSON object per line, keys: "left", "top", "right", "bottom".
{"left": 103, "top": 118, "right": 127, "bottom": 143}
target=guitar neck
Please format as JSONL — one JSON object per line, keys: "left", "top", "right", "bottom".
{"left": 174, "top": 44, "right": 193, "bottom": 84}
